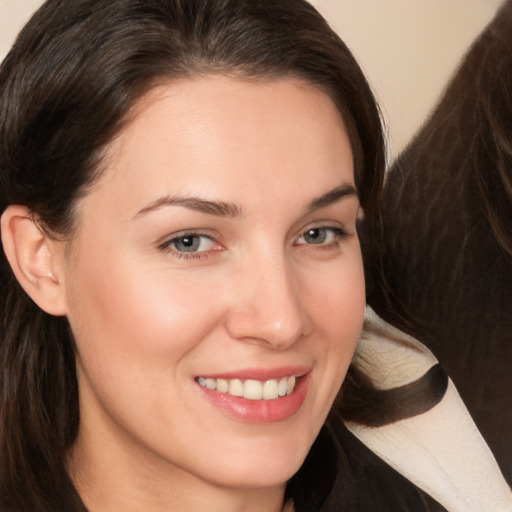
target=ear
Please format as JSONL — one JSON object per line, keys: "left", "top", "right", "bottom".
{"left": 1, "top": 205, "right": 67, "bottom": 316}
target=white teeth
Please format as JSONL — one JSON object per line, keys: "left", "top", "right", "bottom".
{"left": 286, "top": 376, "right": 296, "bottom": 395}
{"left": 263, "top": 379, "right": 278, "bottom": 400}
{"left": 228, "top": 379, "right": 244, "bottom": 397}
{"left": 197, "top": 375, "right": 298, "bottom": 400}
{"left": 216, "top": 378, "right": 229, "bottom": 393}
{"left": 244, "top": 380, "right": 263, "bottom": 400}
{"left": 278, "top": 377, "right": 288, "bottom": 397}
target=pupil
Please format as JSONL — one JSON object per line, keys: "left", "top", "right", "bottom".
{"left": 176, "top": 236, "right": 200, "bottom": 252}
{"left": 305, "top": 228, "right": 326, "bottom": 244}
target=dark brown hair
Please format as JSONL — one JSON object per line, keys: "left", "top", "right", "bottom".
{"left": 0, "top": 1, "right": 439, "bottom": 510}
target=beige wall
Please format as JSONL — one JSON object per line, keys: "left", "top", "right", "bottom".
{"left": 0, "top": 0, "right": 43, "bottom": 56}
{"left": 313, "top": 0, "right": 503, "bottom": 157}
{"left": 0, "top": 0, "right": 504, "bottom": 158}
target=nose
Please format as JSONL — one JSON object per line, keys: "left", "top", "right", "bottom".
{"left": 225, "top": 253, "right": 310, "bottom": 349}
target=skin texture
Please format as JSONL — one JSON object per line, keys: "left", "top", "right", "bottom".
{"left": 48, "top": 77, "right": 365, "bottom": 512}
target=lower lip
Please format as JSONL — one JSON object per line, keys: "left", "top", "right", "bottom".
{"left": 197, "top": 374, "right": 309, "bottom": 423}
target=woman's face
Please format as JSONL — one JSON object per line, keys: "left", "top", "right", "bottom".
{"left": 60, "top": 77, "right": 365, "bottom": 498}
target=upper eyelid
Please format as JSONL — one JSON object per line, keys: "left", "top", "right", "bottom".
{"left": 157, "top": 229, "right": 217, "bottom": 247}
{"left": 296, "top": 221, "right": 351, "bottom": 237}
{"left": 295, "top": 226, "right": 349, "bottom": 243}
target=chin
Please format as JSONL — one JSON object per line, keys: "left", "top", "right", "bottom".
{"left": 200, "top": 434, "right": 312, "bottom": 491}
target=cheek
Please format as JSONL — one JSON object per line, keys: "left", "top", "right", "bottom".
{"left": 308, "top": 247, "right": 365, "bottom": 339}
{"left": 64, "top": 251, "right": 224, "bottom": 384}
{"left": 65, "top": 253, "right": 230, "bottom": 453}
{"left": 303, "top": 249, "right": 365, "bottom": 411}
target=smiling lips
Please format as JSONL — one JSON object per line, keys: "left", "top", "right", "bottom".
{"left": 197, "top": 375, "right": 297, "bottom": 400}
{"left": 196, "top": 371, "right": 309, "bottom": 423}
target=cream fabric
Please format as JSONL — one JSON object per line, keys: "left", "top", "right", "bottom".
{"left": 345, "top": 308, "right": 512, "bottom": 511}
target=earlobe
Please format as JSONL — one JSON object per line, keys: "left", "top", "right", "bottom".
{"left": 1, "top": 205, "right": 67, "bottom": 316}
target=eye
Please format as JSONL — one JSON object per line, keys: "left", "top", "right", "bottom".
{"left": 295, "top": 226, "right": 346, "bottom": 246}
{"left": 159, "top": 233, "right": 219, "bottom": 256}
{"left": 172, "top": 235, "right": 212, "bottom": 253}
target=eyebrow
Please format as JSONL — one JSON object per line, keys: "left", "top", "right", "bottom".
{"left": 306, "top": 183, "right": 358, "bottom": 213}
{"left": 133, "top": 182, "right": 357, "bottom": 220}
{"left": 134, "top": 196, "right": 243, "bottom": 219}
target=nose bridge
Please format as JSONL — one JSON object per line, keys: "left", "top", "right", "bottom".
{"left": 226, "top": 245, "right": 306, "bottom": 347}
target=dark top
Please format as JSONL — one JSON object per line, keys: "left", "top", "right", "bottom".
{"left": 289, "top": 420, "right": 447, "bottom": 511}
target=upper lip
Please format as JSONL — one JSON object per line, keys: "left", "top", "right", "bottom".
{"left": 196, "top": 366, "right": 311, "bottom": 381}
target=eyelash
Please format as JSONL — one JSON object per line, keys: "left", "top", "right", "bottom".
{"left": 158, "top": 231, "right": 221, "bottom": 260}
{"left": 158, "top": 226, "right": 349, "bottom": 261}
{"left": 294, "top": 226, "right": 349, "bottom": 248}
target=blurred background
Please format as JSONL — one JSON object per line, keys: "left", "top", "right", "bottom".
{"left": 0, "top": 0, "right": 504, "bottom": 159}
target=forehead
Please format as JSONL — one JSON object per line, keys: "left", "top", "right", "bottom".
{"left": 116, "top": 75, "right": 348, "bottom": 151}
{"left": 82, "top": 76, "right": 354, "bottom": 219}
